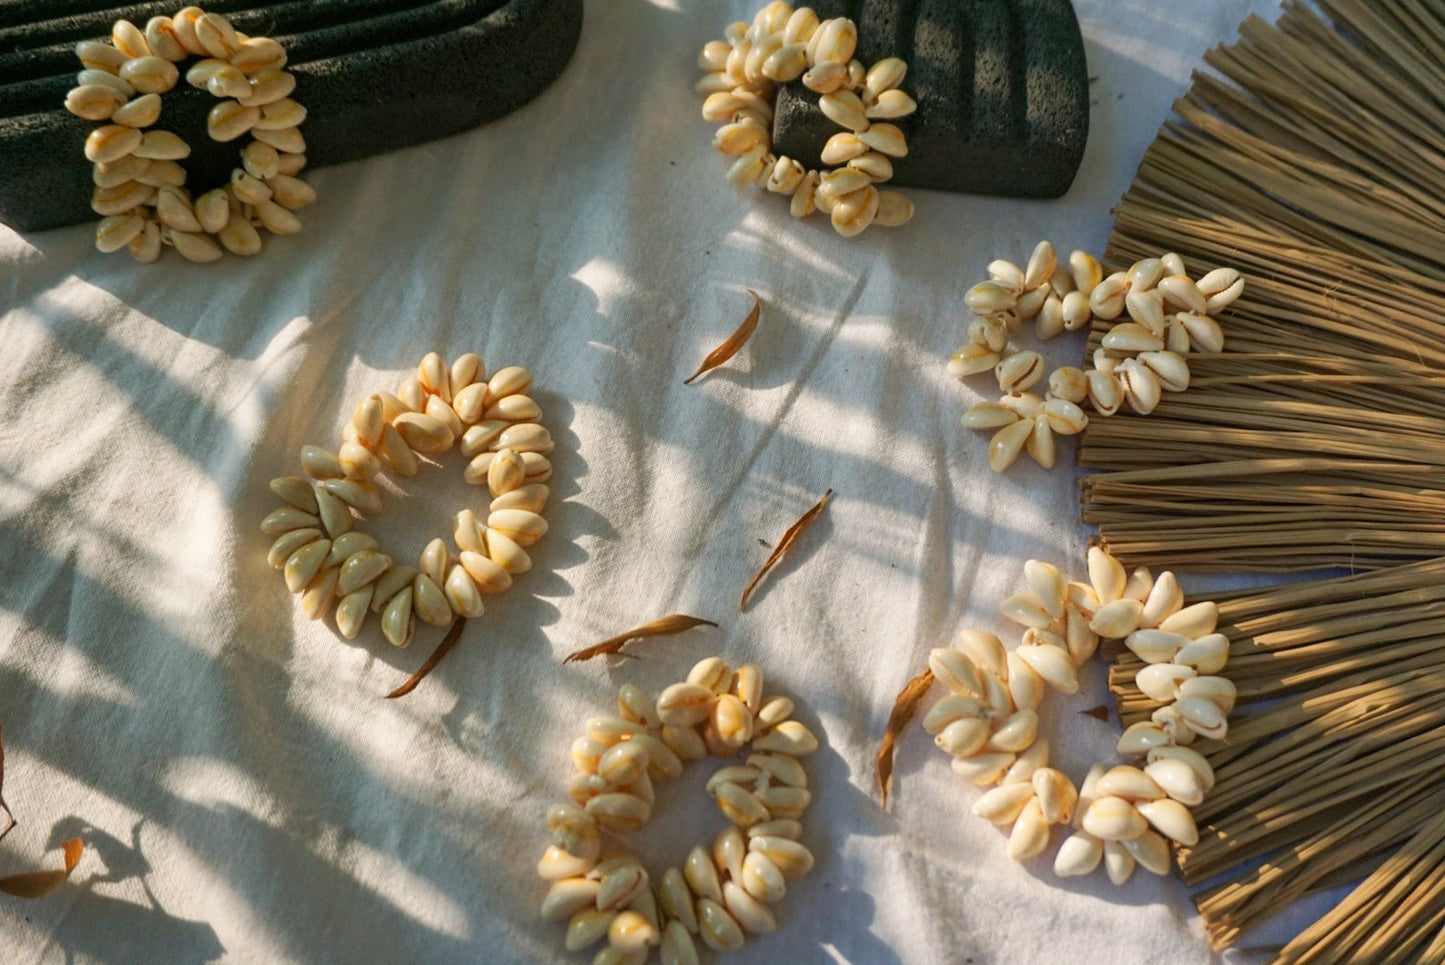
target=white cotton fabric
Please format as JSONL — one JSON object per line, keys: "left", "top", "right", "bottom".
{"left": 0, "top": 1, "right": 1302, "bottom": 961}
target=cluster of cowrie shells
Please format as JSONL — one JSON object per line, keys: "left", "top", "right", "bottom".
{"left": 696, "top": 2, "right": 916, "bottom": 237}
{"left": 260, "top": 352, "right": 553, "bottom": 647}
{"left": 540, "top": 657, "right": 819, "bottom": 964}
{"left": 947, "top": 241, "right": 1245, "bottom": 470}
{"left": 66, "top": 7, "right": 312, "bottom": 262}
{"left": 921, "top": 547, "right": 1232, "bottom": 884}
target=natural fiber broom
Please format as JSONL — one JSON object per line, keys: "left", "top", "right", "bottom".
{"left": 1077, "top": 0, "right": 1445, "bottom": 573}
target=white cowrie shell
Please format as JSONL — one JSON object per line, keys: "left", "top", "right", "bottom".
{"left": 1160, "top": 601, "right": 1220, "bottom": 639}
{"left": 958, "top": 630, "right": 1008, "bottom": 680}
{"left": 1135, "top": 663, "right": 1196, "bottom": 703}
{"left": 1123, "top": 566, "right": 1154, "bottom": 604}
{"left": 369, "top": 565, "right": 418, "bottom": 613}
{"left": 999, "top": 592, "right": 1053, "bottom": 629}
{"left": 1140, "top": 571, "right": 1184, "bottom": 628}
{"left": 1008, "top": 798, "right": 1051, "bottom": 862}
{"left": 335, "top": 586, "right": 372, "bottom": 639}
{"left": 585, "top": 792, "right": 651, "bottom": 834}
{"left": 1088, "top": 547, "right": 1126, "bottom": 603}
{"left": 1123, "top": 829, "right": 1172, "bottom": 876}
{"left": 684, "top": 846, "right": 723, "bottom": 903}
{"left": 1104, "top": 840, "right": 1136, "bottom": 885}
{"left": 1005, "top": 652, "right": 1043, "bottom": 712}
{"left": 1178, "top": 311, "right": 1225, "bottom": 352}
{"left": 656, "top": 682, "right": 714, "bottom": 727}
{"left": 1090, "top": 598, "right": 1144, "bottom": 639}
{"left": 1117, "top": 359, "right": 1162, "bottom": 414}
{"left": 412, "top": 573, "right": 452, "bottom": 627}
{"left": 1096, "top": 765, "right": 1165, "bottom": 802}
{"left": 1043, "top": 397, "right": 1088, "bottom": 435}
{"left": 1023, "top": 241, "right": 1057, "bottom": 291}
{"left": 1125, "top": 288, "right": 1166, "bottom": 334}
{"left": 995, "top": 350, "right": 1045, "bottom": 393}
{"left": 988, "top": 419, "right": 1033, "bottom": 471}
{"left": 950, "top": 752, "right": 1015, "bottom": 786}
{"left": 1144, "top": 758, "right": 1205, "bottom": 806}
{"left": 443, "top": 564, "right": 485, "bottom": 618}
{"left": 698, "top": 898, "right": 745, "bottom": 951}
{"left": 753, "top": 720, "right": 818, "bottom": 756}
{"left": 537, "top": 844, "right": 594, "bottom": 881}
{"left": 1158, "top": 274, "right": 1207, "bottom": 314}
{"left": 1081, "top": 796, "right": 1148, "bottom": 841}
{"left": 1016, "top": 645, "right": 1079, "bottom": 694}
{"left": 1125, "top": 628, "right": 1190, "bottom": 664}
{"left": 267, "top": 527, "right": 320, "bottom": 569}
{"left": 935, "top": 717, "right": 990, "bottom": 758}
{"left": 947, "top": 343, "right": 1000, "bottom": 378}
{"left": 564, "top": 909, "right": 613, "bottom": 953}
{"left": 1175, "top": 633, "right": 1231, "bottom": 674}
{"left": 1054, "top": 830, "right": 1103, "bottom": 877}
{"left": 966, "top": 280, "right": 1018, "bottom": 314}
{"left": 595, "top": 861, "right": 649, "bottom": 910}
{"left": 857, "top": 122, "right": 907, "bottom": 157}
{"left": 1024, "top": 560, "right": 1067, "bottom": 619}
{"left": 1178, "top": 675, "right": 1237, "bottom": 714}
{"left": 972, "top": 781, "right": 1035, "bottom": 824}
{"left": 1117, "top": 721, "right": 1171, "bottom": 756}
{"left": 874, "top": 190, "right": 913, "bottom": 227}
{"left": 1072, "top": 762, "right": 1107, "bottom": 829}
{"left": 1140, "top": 350, "right": 1190, "bottom": 392}
{"left": 380, "top": 586, "right": 414, "bottom": 648}
{"left": 928, "top": 648, "right": 983, "bottom": 697}
{"left": 1147, "top": 745, "right": 1215, "bottom": 792}
{"left": 1032, "top": 767, "right": 1078, "bottom": 824}
{"left": 961, "top": 402, "right": 1020, "bottom": 430}
{"left": 540, "top": 877, "right": 600, "bottom": 921}
{"left": 987, "top": 709, "right": 1040, "bottom": 754}
{"left": 1176, "top": 695, "right": 1228, "bottom": 739}
{"left": 1002, "top": 738, "right": 1049, "bottom": 786}
{"left": 1136, "top": 798, "right": 1199, "bottom": 847}
{"left": 284, "top": 539, "right": 330, "bottom": 592}
{"left": 1102, "top": 322, "right": 1164, "bottom": 354}
{"left": 1068, "top": 250, "right": 1103, "bottom": 294}
{"left": 921, "top": 695, "right": 987, "bottom": 735}
{"left": 1150, "top": 705, "right": 1197, "bottom": 746}
{"left": 1086, "top": 368, "right": 1123, "bottom": 415}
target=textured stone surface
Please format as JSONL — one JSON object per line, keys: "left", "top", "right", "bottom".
{"left": 772, "top": 0, "right": 1089, "bottom": 198}
{"left": 0, "top": 0, "right": 583, "bottom": 232}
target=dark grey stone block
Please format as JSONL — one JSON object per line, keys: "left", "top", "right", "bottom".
{"left": 772, "top": 0, "right": 1089, "bottom": 198}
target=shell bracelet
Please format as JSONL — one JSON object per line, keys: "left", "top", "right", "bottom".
{"left": 920, "top": 547, "right": 1233, "bottom": 884}
{"left": 696, "top": 2, "right": 916, "bottom": 237}
{"left": 539, "top": 657, "right": 819, "bottom": 963}
{"left": 260, "top": 352, "right": 553, "bottom": 647}
{"left": 946, "top": 241, "right": 1246, "bottom": 471}
{"left": 66, "top": 6, "right": 313, "bottom": 262}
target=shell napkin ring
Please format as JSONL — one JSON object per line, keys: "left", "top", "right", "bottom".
{"left": 539, "top": 657, "right": 819, "bottom": 961}
{"left": 67, "top": 7, "right": 313, "bottom": 262}
{"left": 696, "top": 2, "right": 916, "bottom": 237}
{"left": 260, "top": 352, "right": 553, "bottom": 648}
{"left": 947, "top": 241, "right": 1246, "bottom": 471}
{"left": 920, "top": 547, "right": 1233, "bottom": 884}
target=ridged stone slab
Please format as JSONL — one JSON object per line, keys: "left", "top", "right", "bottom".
{"left": 0, "top": 0, "right": 583, "bottom": 232}
{"left": 772, "top": 0, "right": 1089, "bottom": 198}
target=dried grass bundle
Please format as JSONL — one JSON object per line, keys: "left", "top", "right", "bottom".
{"left": 1077, "top": 0, "right": 1445, "bottom": 572}
{"left": 1106, "top": 557, "right": 1445, "bottom": 959}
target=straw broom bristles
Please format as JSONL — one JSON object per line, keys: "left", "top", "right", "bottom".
{"left": 1106, "top": 557, "right": 1445, "bottom": 957}
{"left": 1077, "top": 0, "right": 1445, "bottom": 572}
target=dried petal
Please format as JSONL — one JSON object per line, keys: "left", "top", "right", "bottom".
{"left": 877, "top": 667, "right": 933, "bottom": 808}
{"left": 0, "top": 838, "right": 84, "bottom": 899}
{"left": 562, "top": 614, "right": 718, "bottom": 663}
{"left": 740, "top": 490, "right": 833, "bottom": 612}
{"left": 685, "top": 290, "right": 762, "bottom": 384}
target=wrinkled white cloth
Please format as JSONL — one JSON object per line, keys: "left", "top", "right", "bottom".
{"left": 0, "top": 1, "right": 1302, "bottom": 961}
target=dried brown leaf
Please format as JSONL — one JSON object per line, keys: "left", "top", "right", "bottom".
{"left": 386, "top": 618, "right": 467, "bottom": 699}
{"left": 0, "top": 838, "right": 83, "bottom": 899}
{"left": 562, "top": 614, "right": 718, "bottom": 664}
{"left": 877, "top": 667, "right": 935, "bottom": 809}
{"left": 740, "top": 489, "right": 833, "bottom": 612}
{"left": 0, "top": 724, "right": 12, "bottom": 843}
{"left": 1080, "top": 705, "right": 1111, "bottom": 721}
{"left": 684, "top": 289, "right": 762, "bottom": 384}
